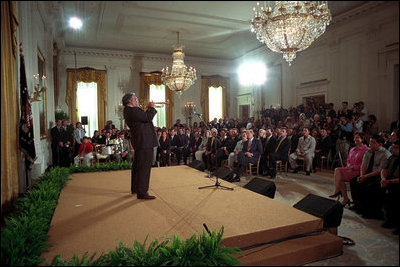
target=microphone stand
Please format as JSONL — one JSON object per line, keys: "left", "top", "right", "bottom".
{"left": 195, "top": 112, "right": 233, "bottom": 191}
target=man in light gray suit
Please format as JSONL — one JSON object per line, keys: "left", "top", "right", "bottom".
{"left": 289, "top": 127, "right": 316, "bottom": 175}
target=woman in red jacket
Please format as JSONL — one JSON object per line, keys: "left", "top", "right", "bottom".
{"left": 74, "top": 136, "right": 94, "bottom": 167}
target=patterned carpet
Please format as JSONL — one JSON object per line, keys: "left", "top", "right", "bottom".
{"left": 230, "top": 169, "right": 399, "bottom": 266}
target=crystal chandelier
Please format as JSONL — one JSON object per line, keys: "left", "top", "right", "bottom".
{"left": 251, "top": 1, "right": 331, "bottom": 65}
{"left": 161, "top": 32, "right": 197, "bottom": 94}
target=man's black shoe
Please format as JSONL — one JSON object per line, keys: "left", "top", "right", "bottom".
{"left": 138, "top": 194, "right": 156, "bottom": 200}
{"left": 305, "top": 171, "right": 311, "bottom": 176}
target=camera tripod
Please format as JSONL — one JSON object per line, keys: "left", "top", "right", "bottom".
{"left": 198, "top": 168, "right": 234, "bottom": 190}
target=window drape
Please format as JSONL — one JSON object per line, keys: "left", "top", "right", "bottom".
{"left": 66, "top": 68, "right": 107, "bottom": 131}
{"left": 1, "top": 1, "right": 20, "bottom": 210}
{"left": 140, "top": 72, "right": 174, "bottom": 128}
{"left": 201, "top": 75, "right": 229, "bottom": 123}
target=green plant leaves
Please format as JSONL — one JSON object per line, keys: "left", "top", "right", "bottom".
{"left": 1, "top": 165, "right": 241, "bottom": 266}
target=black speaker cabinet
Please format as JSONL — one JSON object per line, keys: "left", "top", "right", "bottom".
{"left": 293, "top": 194, "right": 343, "bottom": 228}
{"left": 214, "top": 167, "right": 234, "bottom": 181}
{"left": 188, "top": 160, "right": 205, "bottom": 172}
{"left": 81, "top": 116, "right": 88, "bottom": 125}
{"left": 243, "top": 177, "right": 276, "bottom": 199}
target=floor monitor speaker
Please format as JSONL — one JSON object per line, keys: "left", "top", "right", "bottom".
{"left": 187, "top": 160, "right": 205, "bottom": 172}
{"left": 293, "top": 194, "right": 343, "bottom": 228}
{"left": 214, "top": 167, "right": 234, "bottom": 181}
{"left": 243, "top": 177, "right": 276, "bottom": 199}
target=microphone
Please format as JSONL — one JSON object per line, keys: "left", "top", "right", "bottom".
{"left": 193, "top": 110, "right": 203, "bottom": 116}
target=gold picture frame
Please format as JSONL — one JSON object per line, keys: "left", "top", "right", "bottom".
{"left": 38, "top": 48, "right": 47, "bottom": 139}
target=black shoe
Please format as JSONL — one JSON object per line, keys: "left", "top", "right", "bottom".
{"left": 138, "top": 194, "right": 156, "bottom": 200}
{"left": 381, "top": 221, "right": 396, "bottom": 229}
{"left": 341, "top": 199, "right": 351, "bottom": 208}
{"left": 329, "top": 191, "right": 342, "bottom": 198}
{"left": 292, "top": 168, "right": 299, "bottom": 173}
{"left": 305, "top": 171, "right": 311, "bottom": 176}
{"left": 270, "top": 171, "right": 276, "bottom": 179}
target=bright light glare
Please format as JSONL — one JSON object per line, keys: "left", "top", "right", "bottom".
{"left": 238, "top": 62, "right": 267, "bottom": 86}
{"left": 69, "top": 17, "right": 82, "bottom": 30}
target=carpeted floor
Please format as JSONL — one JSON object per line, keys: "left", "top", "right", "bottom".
{"left": 232, "top": 168, "right": 399, "bottom": 266}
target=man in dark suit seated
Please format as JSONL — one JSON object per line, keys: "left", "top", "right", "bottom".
{"left": 170, "top": 128, "right": 183, "bottom": 165}
{"left": 189, "top": 129, "right": 202, "bottom": 162}
{"left": 215, "top": 128, "right": 240, "bottom": 168}
{"left": 232, "top": 129, "right": 263, "bottom": 182}
{"left": 267, "top": 128, "right": 291, "bottom": 178}
{"left": 203, "top": 128, "right": 220, "bottom": 171}
{"left": 313, "top": 128, "right": 332, "bottom": 172}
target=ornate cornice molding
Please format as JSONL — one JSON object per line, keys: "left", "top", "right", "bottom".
{"left": 62, "top": 47, "right": 232, "bottom": 66}
{"left": 330, "top": 1, "right": 389, "bottom": 26}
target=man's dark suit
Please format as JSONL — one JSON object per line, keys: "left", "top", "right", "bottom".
{"left": 124, "top": 105, "right": 158, "bottom": 197}
{"left": 268, "top": 137, "right": 291, "bottom": 177}
{"left": 235, "top": 138, "right": 263, "bottom": 178}
{"left": 51, "top": 126, "right": 63, "bottom": 167}
{"left": 260, "top": 136, "right": 277, "bottom": 175}
{"left": 203, "top": 136, "right": 220, "bottom": 171}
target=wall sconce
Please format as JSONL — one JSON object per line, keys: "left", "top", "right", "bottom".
{"left": 30, "top": 73, "right": 46, "bottom": 102}
{"left": 184, "top": 101, "right": 196, "bottom": 126}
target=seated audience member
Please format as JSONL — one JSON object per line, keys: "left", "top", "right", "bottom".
{"left": 114, "top": 132, "right": 134, "bottom": 163}
{"left": 313, "top": 128, "right": 332, "bottom": 172}
{"left": 337, "top": 101, "right": 353, "bottom": 120}
{"left": 267, "top": 128, "right": 291, "bottom": 178}
{"left": 232, "top": 129, "right": 263, "bottom": 181}
{"left": 329, "top": 132, "right": 369, "bottom": 206}
{"left": 289, "top": 127, "right": 316, "bottom": 175}
{"left": 364, "top": 114, "right": 379, "bottom": 141}
{"left": 379, "top": 131, "right": 392, "bottom": 150}
{"left": 195, "top": 130, "right": 211, "bottom": 162}
{"left": 380, "top": 140, "right": 399, "bottom": 235}
{"left": 350, "top": 135, "right": 391, "bottom": 219}
{"left": 177, "top": 127, "right": 190, "bottom": 165}
{"left": 74, "top": 136, "right": 94, "bottom": 167}
{"left": 91, "top": 130, "right": 101, "bottom": 144}
{"left": 169, "top": 128, "right": 181, "bottom": 164}
{"left": 388, "top": 129, "right": 398, "bottom": 154}
{"left": 216, "top": 128, "right": 239, "bottom": 167}
{"left": 228, "top": 131, "right": 247, "bottom": 169}
{"left": 158, "top": 130, "right": 171, "bottom": 167}
{"left": 189, "top": 129, "right": 202, "bottom": 161}
{"left": 203, "top": 128, "right": 220, "bottom": 171}
{"left": 287, "top": 128, "right": 299, "bottom": 154}
{"left": 338, "top": 116, "right": 354, "bottom": 142}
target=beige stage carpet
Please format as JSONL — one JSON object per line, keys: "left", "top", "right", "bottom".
{"left": 41, "top": 166, "right": 342, "bottom": 265}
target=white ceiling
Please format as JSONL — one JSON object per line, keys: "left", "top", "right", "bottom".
{"left": 56, "top": 1, "right": 368, "bottom": 60}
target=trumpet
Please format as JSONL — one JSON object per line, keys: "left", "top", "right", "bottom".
{"left": 152, "top": 99, "right": 170, "bottom": 105}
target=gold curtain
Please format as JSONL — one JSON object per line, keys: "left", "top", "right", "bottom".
{"left": 1, "top": 1, "right": 19, "bottom": 211}
{"left": 140, "top": 72, "right": 174, "bottom": 128}
{"left": 66, "top": 68, "right": 107, "bottom": 130}
{"left": 201, "top": 75, "right": 229, "bottom": 122}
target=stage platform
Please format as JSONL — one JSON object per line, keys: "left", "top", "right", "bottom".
{"left": 41, "top": 166, "right": 342, "bottom": 265}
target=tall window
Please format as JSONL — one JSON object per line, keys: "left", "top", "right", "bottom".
{"left": 208, "top": 86, "right": 223, "bottom": 121}
{"left": 149, "top": 84, "right": 166, "bottom": 127}
{"left": 76, "top": 81, "right": 98, "bottom": 136}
